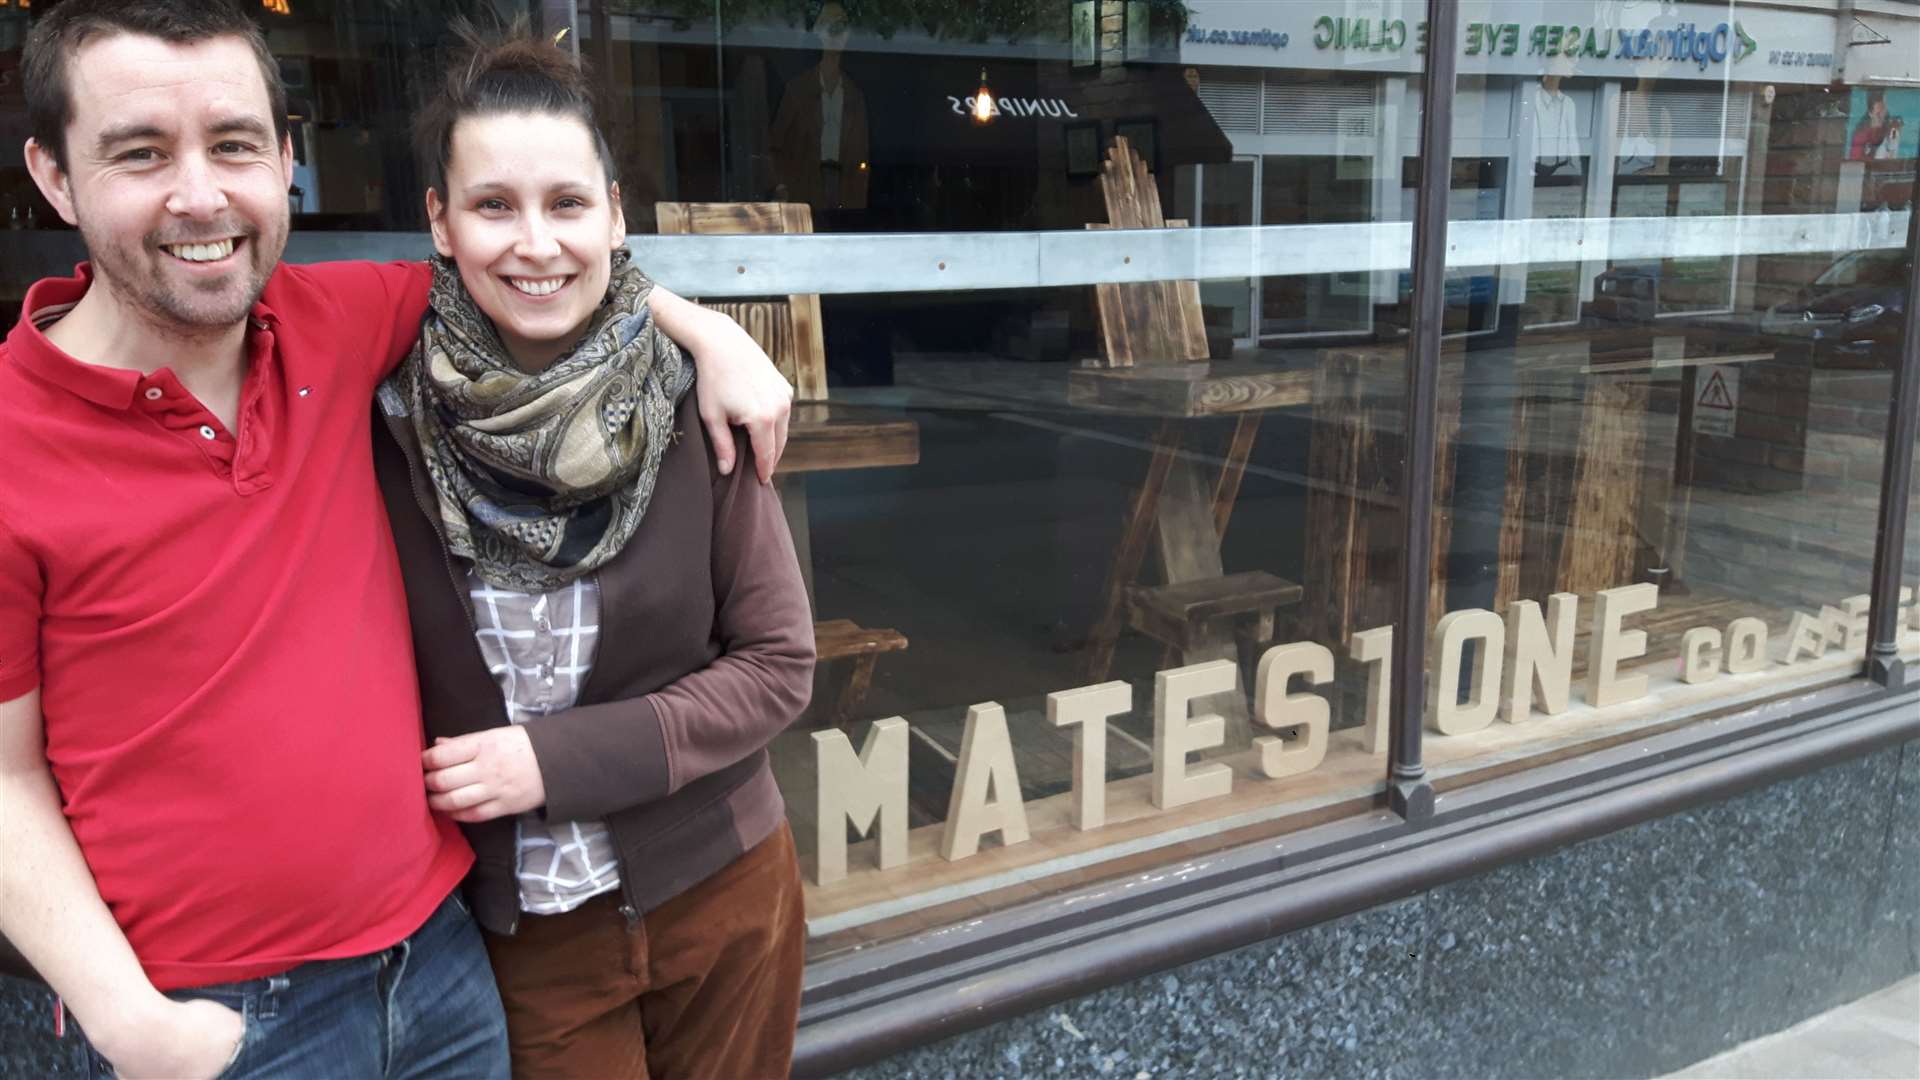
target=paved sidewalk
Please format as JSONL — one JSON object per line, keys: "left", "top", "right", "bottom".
{"left": 1665, "top": 975, "right": 1919, "bottom": 1079}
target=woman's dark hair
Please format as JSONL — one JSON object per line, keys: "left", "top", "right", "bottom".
{"left": 414, "top": 22, "right": 617, "bottom": 198}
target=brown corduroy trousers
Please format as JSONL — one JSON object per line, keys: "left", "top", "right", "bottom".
{"left": 480, "top": 824, "right": 806, "bottom": 1080}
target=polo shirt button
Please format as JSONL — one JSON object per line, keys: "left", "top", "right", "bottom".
{"left": 199, "top": 425, "right": 217, "bottom": 440}
{"left": 144, "top": 388, "right": 163, "bottom": 401}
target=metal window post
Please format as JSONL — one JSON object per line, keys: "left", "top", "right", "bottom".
{"left": 1865, "top": 198, "right": 1920, "bottom": 686}
{"left": 1387, "top": 0, "right": 1461, "bottom": 822}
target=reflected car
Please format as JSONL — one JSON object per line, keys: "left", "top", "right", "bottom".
{"left": 1758, "top": 248, "right": 1911, "bottom": 367}
{"left": 1587, "top": 260, "right": 1736, "bottom": 327}
{"left": 1587, "top": 261, "right": 1662, "bottom": 324}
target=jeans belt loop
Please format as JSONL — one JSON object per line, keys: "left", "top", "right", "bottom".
{"left": 258, "top": 973, "right": 291, "bottom": 1019}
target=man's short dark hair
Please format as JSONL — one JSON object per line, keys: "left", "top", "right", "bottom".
{"left": 24, "top": 0, "right": 288, "bottom": 171}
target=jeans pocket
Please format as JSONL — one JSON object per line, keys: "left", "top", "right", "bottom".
{"left": 210, "top": 1009, "right": 251, "bottom": 1080}
{"left": 164, "top": 989, "right": 252, "bottom": 1080}
{"left": 77, "top": 1014, "right": 244, "bottom": 1080}
{"left": 447, "top": 888, "right": 473, "bottom": 919}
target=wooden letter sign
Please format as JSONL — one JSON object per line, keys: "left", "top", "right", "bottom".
{"left": 1254, "top": 642, "right": 1333, "bottom": 780}
{"left": 1501, "top": 594, "right": 1577, "bottom": 723}
{"left": 1152, "top": 660, "right": 1236, "bottom": 809}
{"left": 813, "top": 718, "right": 910, "bottom": 886}
{"left": 1048, "top": 681, "right": 1132, "bottom": 831}
{"left": 941, "top": 703, "right": 1033, "bottom": 861}
{"left": 1585, "top": 584, "right": 1658, "bottom": 708}
{"left": 1431, "top": 609, "right": 1504, "bottom": 735}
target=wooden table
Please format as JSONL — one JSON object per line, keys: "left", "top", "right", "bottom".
{"left": 777, "top": 401, "right": 921, "bottom": 476}
{"left": 1076, "top": 361, "right": 1318, "bottom": 745}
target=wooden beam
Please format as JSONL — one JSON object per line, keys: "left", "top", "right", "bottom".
{"left": 1212, "top": 415, "right": 1262, "bottom": 539}
{"left": 1085, "top": 423, "right": 1181, "bottom": 682}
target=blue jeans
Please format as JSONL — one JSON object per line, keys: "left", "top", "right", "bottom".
{"left": 81, "top": 892, "right": 508, "bottom": 1080}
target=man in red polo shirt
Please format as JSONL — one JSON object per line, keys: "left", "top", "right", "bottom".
{"left": 0, "top": 3, "right": 792, "bottom": 1078}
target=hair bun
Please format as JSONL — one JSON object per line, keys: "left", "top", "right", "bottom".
{"left": 414, "top": 18, "right": 616, "bottom": 195}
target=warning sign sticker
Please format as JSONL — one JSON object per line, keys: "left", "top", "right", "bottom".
{"left": 1693, "top": 364, "right": 1740, "bottom": 437}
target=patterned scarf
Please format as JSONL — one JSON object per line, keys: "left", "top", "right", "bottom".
{"left": 387, "top": 250, "right": 692, "bottom": 592}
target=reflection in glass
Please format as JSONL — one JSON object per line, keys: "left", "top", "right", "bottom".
{"left": 1423, "top": 0, "right": 1918, "bottom": 796}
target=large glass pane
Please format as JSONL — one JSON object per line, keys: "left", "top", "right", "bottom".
{"left": 1421, "top": 0, "right": 1919, "bottom": 779}
{"left": 561, "top": 1, "right": 1433, "bottom": 957}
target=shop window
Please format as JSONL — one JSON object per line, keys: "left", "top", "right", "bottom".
{"left": 565, "top": 0, "right": 1916, "bottom": 964}
{"left": 567, "top": 6, "right": 1422, "bottom": 961}
{"left": 1399, "top": 156, "right": 1507, "bottom": 336}
{"left": 1420, "top": 2, "right": 1918, "bottom": 793}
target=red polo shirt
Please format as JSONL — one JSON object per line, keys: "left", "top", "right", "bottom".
{"left": 0, "top": 259, "right": 468, "bottom": 991}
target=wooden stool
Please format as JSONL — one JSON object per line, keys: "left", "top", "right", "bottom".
{"left": 813, "top": 618, "right": 910, "bottom": 727}
{"left": 1125, "top": 571, "right": 1302, "bottom": 657}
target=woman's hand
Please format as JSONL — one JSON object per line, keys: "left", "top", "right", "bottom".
{"left": 651, "top": 286, "right": 793, "bottom": 483}
{"left": 423, "top": 728, "right": 546, "bottom": 823}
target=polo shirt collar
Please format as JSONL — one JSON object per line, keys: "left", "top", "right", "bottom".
{"left": 6, "top": 263, "right": 281, "bottom": 411}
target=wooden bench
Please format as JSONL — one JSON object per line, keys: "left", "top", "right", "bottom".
{"left": 812, "top": 619, "right": 911, "bottom": 726}
{"left": 657, "top": 201, "right": 919, "bottom": 727}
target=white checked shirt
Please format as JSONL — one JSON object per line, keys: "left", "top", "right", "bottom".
{"left": 466, "top": 570, "right": 622, "bottom": 914}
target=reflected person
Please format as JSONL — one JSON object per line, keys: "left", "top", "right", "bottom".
{"left": 770, "top": 1, "right": 869, "bottom": 210}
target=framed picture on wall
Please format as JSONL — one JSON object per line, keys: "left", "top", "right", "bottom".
{"left": 1065, "top": 121, "right": 1102, "bottom": 177}
{"left": 1115, "top": 117, "right": 1157, "bottom": 173}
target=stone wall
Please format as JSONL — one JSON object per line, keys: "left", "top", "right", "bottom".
{"left": 842, "top": 739, "right": 1920, "bottom": 1080}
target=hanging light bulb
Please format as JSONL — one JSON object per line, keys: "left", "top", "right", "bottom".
{"left": 972, "top": 67, "right": 995, "bottom": 125}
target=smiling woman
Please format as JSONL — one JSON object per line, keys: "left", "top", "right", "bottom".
{"left": 425, "top": 111, "right": 625, "bottom": 372}
{"left": 374, "top": 24, "right": 815, "bottom": 1080}
{"left": 413, "top": 32, "right": 626, "bottom": 372}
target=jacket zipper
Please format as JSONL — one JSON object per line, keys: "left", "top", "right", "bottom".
{"left": 384, "top": 411, "right": 521, "bottom": 934}
{"left": 387, "top": 411, "right": 643, "bottom": 933}
{"left": 573, "top": 573, "right": 643, "bottom": 928}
